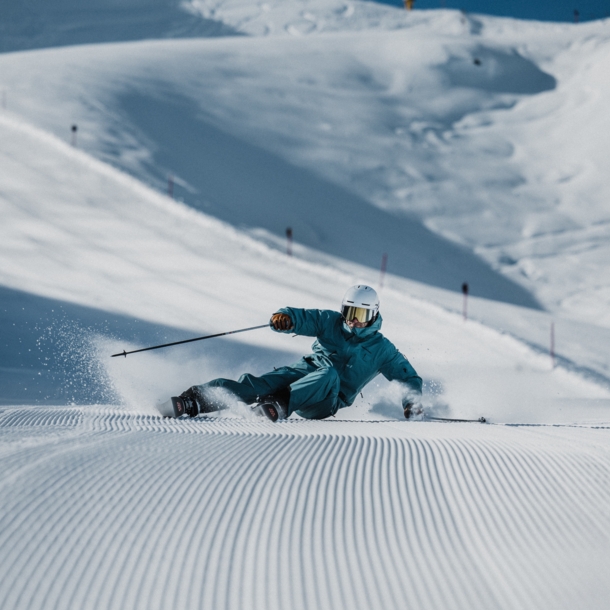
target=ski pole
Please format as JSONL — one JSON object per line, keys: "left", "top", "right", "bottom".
{"left": 427, "top": 416, "right": 486, "bottom": 424}
{"left": 111, "top": 324, "right": 269, "bottom": 358}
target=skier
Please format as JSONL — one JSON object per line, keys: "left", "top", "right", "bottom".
{"left": 178, "top": 285, "right": 423, "bottom": 421}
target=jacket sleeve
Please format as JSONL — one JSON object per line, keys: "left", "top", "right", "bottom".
{"left": 273, "top": 307, "right": 332, "bottom": 337}
{"left": 379, "top": 345, "right": 423, "bottom": 406}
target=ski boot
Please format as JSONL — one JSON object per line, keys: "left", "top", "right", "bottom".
{"left": 180, "top": 386, "right": 221, "bottom": 417}
{"left": 158, "top": 387, "right": 220, "bottom": 418}
{"left": 252, "top": 388, "right": 290, "bottom": 422}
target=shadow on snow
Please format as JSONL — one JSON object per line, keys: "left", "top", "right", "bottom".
{"left": 117, "top": 91, "right": 542, "bottom": 310}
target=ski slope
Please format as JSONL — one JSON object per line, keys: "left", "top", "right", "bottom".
{"left": 1, "top": 4, "right": 610, "bottom": 322}
{"left": 1, "top": 109, "right": 608, "bottom": 418}
{"left": 1, "top": 2, "right": 610, "bottom": 609}
{"left": 1, "top": 408, "right": 609, "bottom": 610}
{"left": 2, "top": 83, "right": 610, "bottom": 610}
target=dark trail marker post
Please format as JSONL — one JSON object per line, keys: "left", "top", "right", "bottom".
{"left": 462, "top": 282, "right": 469, "bottom": 321}
{"left": 286, "top": 227, "right": 293, "bottom": 256}
{"left": 379, "top": 253, "right": 388, "bottom": 290}
{"left": 71, "top": 124, "right": 78, "bottom": 147}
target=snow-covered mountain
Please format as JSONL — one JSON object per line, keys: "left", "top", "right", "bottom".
{"left": 3, "top": 108, "right": 608, "bottom": 415}
{"left": 2, "top": 2, "right": 609, "bottom": 323}
{"left": 0, "top": 0, "right": 237, "bottom": 52}
{"left": 1, "top": 2, "right": 609, "bottom": 609}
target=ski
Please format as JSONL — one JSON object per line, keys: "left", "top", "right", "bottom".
{"left": 427, "top": 416, "right": 487, "bottom": 423}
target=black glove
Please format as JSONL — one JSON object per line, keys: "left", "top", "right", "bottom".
{"left": 270, "top": 313, "right": 293, "bottom": 331}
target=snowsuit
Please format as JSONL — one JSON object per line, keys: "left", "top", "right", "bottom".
{"left": 199, "top": 308, "right": 422, "bottom": 420}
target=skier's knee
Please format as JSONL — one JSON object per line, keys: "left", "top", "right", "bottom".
{"left": 320, "top": 366, "right": 338, "bottom": 380}
{"left": 318, "top": 367, "right": 340, "bottom": 395}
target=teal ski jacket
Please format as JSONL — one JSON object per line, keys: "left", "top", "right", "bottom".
{"left": 275, "top": 308, "right": 422, "bottom": 408}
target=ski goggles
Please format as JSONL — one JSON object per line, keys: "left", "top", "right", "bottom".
{"left": 341, "top": 305, "right": 376, "bottom": 324}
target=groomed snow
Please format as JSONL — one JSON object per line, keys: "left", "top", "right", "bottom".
{"left": 1, "top": 408, "right": 609, "bottom": 610}
{"left": 1, "top": 2, "right": 610, "bottom": 609}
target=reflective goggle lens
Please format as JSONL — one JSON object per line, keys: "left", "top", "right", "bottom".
{"left": 341, "top": 305, "right": 375, "bottom": 324}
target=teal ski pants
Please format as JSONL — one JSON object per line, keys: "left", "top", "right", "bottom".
{"left": 201, "top": 360, "right": 342, "bottom": 420}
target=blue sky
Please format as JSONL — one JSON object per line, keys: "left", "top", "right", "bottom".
{"left": 373, "top": 0, "right": 610, "bottom": 22}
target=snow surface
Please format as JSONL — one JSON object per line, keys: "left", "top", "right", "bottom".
{"left": 1, "top": 1, "right": 610, "bottom": 609}
{"left": 0, "top": 0, "right": 238, "bottom": 53}
{"left": 2, "top": 3, "right": 610, "bottom": 323}
{"left": 2, "top": 408, "right": 610, "bottom": 610}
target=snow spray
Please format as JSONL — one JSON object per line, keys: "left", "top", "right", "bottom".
{"left": 36, "top": 318, "right": 119, "bottom": 405}
{"left": 105, "top": 338, "right": 269, "bottom": 415}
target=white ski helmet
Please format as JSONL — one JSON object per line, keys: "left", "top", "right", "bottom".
{"left": 341, "top": 285, "right": 380, "bottom": 325}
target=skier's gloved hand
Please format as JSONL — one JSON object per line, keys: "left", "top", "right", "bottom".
{"left": 404, "top": 402, "right": 424, "bottom": 420}
{"left": 270, "top": 313, "right": 293, "bottom": 331}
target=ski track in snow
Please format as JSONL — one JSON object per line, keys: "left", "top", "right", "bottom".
{"left": 1, "top": 406, "right": 609, "bottom": 610}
